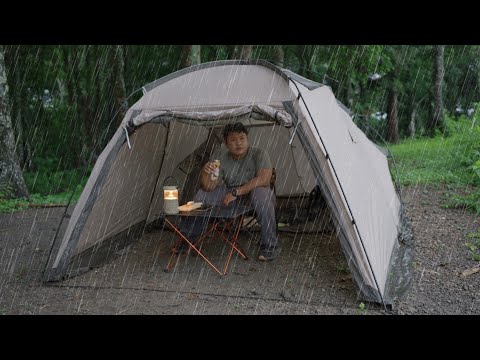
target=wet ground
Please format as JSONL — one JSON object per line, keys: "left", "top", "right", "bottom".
{"left": 0, "top": 185, "right": 478, "bottom": 315}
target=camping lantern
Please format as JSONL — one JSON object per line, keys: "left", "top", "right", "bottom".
{"left": 163, "top": 176, "right": 179, "bottom": 215}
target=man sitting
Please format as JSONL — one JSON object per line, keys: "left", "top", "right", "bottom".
{"left": 176, "top": 122, "right": 281, "bottom": 261}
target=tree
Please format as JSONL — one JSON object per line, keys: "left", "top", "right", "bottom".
{"left": 179, "top": 45, "right": 202, "bottom": 68}
{"left": 385, "top": 46, "right": 402, "bottom": 144}
{"left": 386, "top": 84, "right": 400, "bottom": 143}
{"left": 233, "top": 45, "right": 253, "bottom": 60}
{"left": 3, "top": 46, "right": 31, "bottom": 169}
{"left": 295, "top": 45, "right": 310, "bottom": 77}
{"left": 0, "top": 47, "right": 29, "bottom": 199}
{"left": 427, "top": 45, "right": 446, "bottom": 136}
{"left": 271, "top": 45, "right": 284, "bottom": 67}
{"left": 112, "top": 45, "right": 127, "bottom": 128}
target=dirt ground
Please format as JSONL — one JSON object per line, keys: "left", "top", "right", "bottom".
{"left": 0, "top": 184, "right": 478, "bottom": 315}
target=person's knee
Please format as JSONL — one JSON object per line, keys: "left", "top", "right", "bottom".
{"left": 251, "top": 187, "right": 275, "bottom": 209}
{"left": 251, "top": 187, "right": 274, "bottom": 200}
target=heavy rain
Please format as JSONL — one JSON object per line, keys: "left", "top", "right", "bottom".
{"left": 0, "top": 45, "right": 479, "bottom": 316}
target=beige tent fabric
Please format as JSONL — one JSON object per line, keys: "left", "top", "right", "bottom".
{"left": 72, "top": 123, "right": 168, "bottom": 256}
{"left": 293, "top": 83, "right": 400, "bottom": 295}
{"left": 247, "top": 126, "right": 317, "bottom": 196}
{"left": 289, "top": 85, "right": 377, "bottom": 290}
{"left": 52, "top": 122, "right": 126, "bottom": 268}
{"left": 147, "top": 122, "right": 210, "bottom": 222}
{"left": 131, "top": 64, "right": 293, "bottom": 111}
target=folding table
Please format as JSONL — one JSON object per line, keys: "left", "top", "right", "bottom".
{"left": 164, "top": 205, "right": 253, "bottom": 275}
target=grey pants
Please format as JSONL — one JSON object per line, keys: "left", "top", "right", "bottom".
{"left": 179, "top": 186, "right": 279, "bottom": 251}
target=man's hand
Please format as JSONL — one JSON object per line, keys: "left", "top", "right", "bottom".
{"left": 202, "top": 161, "right": 217, "bottom": 176}
{"left": 200, "top": 161, "right": 220, "bottom": 192}
{"left": 223, "top": 192, "right": 236, "bottom": 206}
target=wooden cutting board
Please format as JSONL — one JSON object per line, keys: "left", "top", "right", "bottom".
{"left": 178, "top": 202, "right": 203, "bottom": 212}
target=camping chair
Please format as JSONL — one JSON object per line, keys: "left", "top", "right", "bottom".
{"left": 241, "top": 167, "right": 278, "bottom": 235}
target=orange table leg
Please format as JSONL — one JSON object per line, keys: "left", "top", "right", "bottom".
{"left": 163, "top": 214, "right": 249, "bottom": 276}
{"left": 164, "top": 218, "right": 223, "bottom": 275}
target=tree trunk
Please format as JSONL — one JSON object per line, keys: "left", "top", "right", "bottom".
{"left": 62, "top": 46, "right": 78, "bottom": 111}
{"left": 346, "top": 76, "right": 354, "bottom": 109}
{"left": 427, "top": 45, "right": 445, "bottom": 136}
{"left": 190, "top": 45, "right": 201, "bottom": 65}
{"left": 179, "top": 45, "right": 202, "bottom": 68}
{"left": 386, "top": 86, "right": 400, "bottom": 144}
{"left": 0, "top": 47, "right": 29, "bottom": 199}
{"left": 84, "top": 45, "right": 96, "bottom": 142}
{"left": 4, "top": 46, "right": 29, "bottom": 169}
{"left": 226, "top": 45, "right": 236, "bottom": 60}
{"left": 112, "top": 45, "right": 127, "bottom": 128}
{"left": 409, "top": 107, "right": 416, "bottom": 138}
{"left": 233, "top": 45, "right": 253, "bottom": 60}
{"left": 61, "top": 46, "right": 85, "bottom": 167}
{"left": 296, "top": 45, "right": 307, "bottom": 76}
{"left": 271, "top": 45, "right": 284, "bottom": 67}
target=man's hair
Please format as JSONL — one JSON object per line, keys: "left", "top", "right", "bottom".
{"left": 222, "top": 122, "right": 248, "bottom": 140}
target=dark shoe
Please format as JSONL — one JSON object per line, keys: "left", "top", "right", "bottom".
{"left": 258, "top": 246, "right": 282, "bottom": 262}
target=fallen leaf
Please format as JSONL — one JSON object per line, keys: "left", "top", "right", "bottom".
{"left": 460, "top": 266, "right": 480, "bottom": 277}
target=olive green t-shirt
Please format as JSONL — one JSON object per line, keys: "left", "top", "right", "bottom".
{"left": 211, "top": 146, "right": 272, "bottom": 188}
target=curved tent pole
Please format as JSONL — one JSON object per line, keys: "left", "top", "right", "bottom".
{"left": 289, "top": 79, "right": 387, "bottom": 310}
{"left": 42, "top": 87, "right": 144, "bottom": 281}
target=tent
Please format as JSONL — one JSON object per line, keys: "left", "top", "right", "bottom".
{"left": 43, "top": 60, "right": 413, "bottom": 306}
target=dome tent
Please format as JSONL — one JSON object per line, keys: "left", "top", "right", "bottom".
{"left": 43, "top": 60, "right": 413, "bottom": 306}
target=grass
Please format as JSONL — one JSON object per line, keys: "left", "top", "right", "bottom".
{"left": 0, "top": 162, "right": 90, "bottom": 214}
{"left": 355, "top": 302, "right": 366, "bottom": 315}
{"left": 24, "top": 163, "right": 90, "bottom": 196}
{"left": 390, "top": 115, "right": 480, "bottom": 214}
{"left": 390, "top": 117, "right": 479, "bottom": 187}
{"left": 466, "top": 232, "right": 480, "bottom": 261}
{"left": 0, "top": 187, "right": 84, "bottom": 214}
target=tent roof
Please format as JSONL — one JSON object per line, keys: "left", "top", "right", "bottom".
{"left": 142, "top": 59, "right": 324, "bottom": 94}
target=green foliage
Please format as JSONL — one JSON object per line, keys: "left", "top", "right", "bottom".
{"left": 23, "top": 157, "right": 90, "bottom": 195}
{"left": 0, "top": 188, "right": 84, "bottom": 214}
{"left": 465, "top": 233, "right": 480, "bottom": 261}
{"left": 391, "top": 115, "right": 480, "bottom": 186}
{"left": 444, "top": 46, "right": 480, "bottom": 114}
{"left": 336, "top": 264, "right": 350, "bottom": 274}
{"left": 355, "top": 302, "right": 367, "bottom": 315}
{"left": 30, "top": 189, "right": 83, "bottom": 205}
{"left": 444, "top": 191, "right": 480, "bottom": 214}
{"left": 0, "top": 191, "right": 29, "bottom": 213}
{"left": 392, "top": 112, "right": 480, "bottom": 214}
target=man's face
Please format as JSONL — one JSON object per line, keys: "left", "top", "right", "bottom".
{"left": 225, "top": 131, "right": 249, "bottom": 158}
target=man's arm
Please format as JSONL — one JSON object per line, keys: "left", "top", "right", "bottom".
{"left": 234, "top": 168, "right": 272, "bottom": 196}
